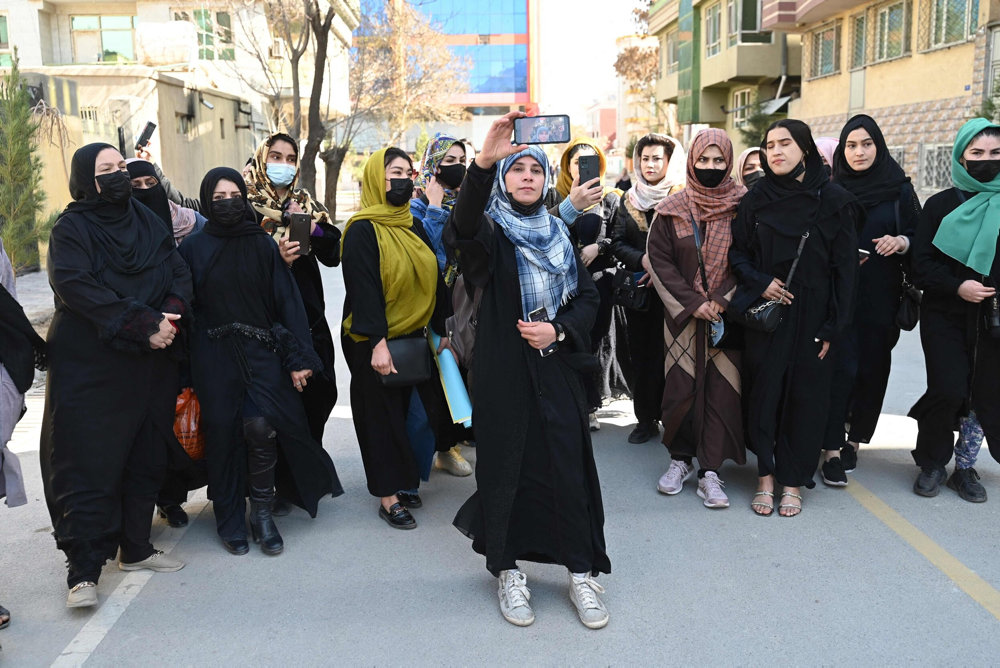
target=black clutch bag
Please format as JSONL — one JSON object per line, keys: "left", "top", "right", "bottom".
{"left": 380, "top": 331, "right": 434, "bottom": 387}
{"left": 896, "top": 273, "right": 921, "bottom": 332}
{"left": 612, "top": 268, "right": 649, "bottom": 311}
{"left": 733, "top": 229, "right": 810, "bottom": 334}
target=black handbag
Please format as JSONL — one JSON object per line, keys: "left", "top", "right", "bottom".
{"left": 613, "top": 267, "right": 649, "bottom": 311}
{"left": 733, "top": 229, "right": 810, "bottom": 333}
{"left": 896, "top": 272, "right": 921, "bottom": 331}
{"left": 690, "top": 214, "right": 742, "bottom": 350}
{"left": 379, "top": 330, "right": 434, "bottom": 387}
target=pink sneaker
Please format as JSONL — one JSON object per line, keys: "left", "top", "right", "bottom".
{"left": 657, "top": 460, "right": 693, "bottom": 495}
{"left": 697, "top": 471, "right": 730, "bottom": 508}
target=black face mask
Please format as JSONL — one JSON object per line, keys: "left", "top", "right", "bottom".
{"left": 965, "top": 159, "right": 1000, "bottom": 184}
{"left": 210, "top": 197, "right": 247, "bottom": 227}
{"left": 95, "top": 171, "right": 133, "bottom": 204}
{"left": 386, "top": 178, "right": 414, "bottom": 206}
{"left": 694, "top": 167, "right": 727, "bottom": 188}
{"left": 436, "top": 163, "right": 466, "bottom": 189}
{"left": 787, "top": 161, "right": 807, "bottom": 180}
{"left": 743, "top": 170, "right": 764, "bottom": 188}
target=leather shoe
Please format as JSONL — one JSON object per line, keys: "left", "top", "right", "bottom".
{"left": 914, "top": 466, "right": 947, "bottom": 497}
{"left": 222, "top": 537, "right": 250, "bottom": 555}
{"left": 627, "top": 421, "right": 659, "bottom": 444}
{"left": 271, "top": 498, "right": 292, "bottom": 517}
{"left": 379, "top": 502, "right": 417, "bottom": 529}
{"left": 396, "top": 491, "right": 422, "bottom": 508}
{"left": 157, "top": 504, "right": 189, "bottom": 528}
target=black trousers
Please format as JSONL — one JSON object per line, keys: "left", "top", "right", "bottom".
{"left": 624, "top": 297, "right": 665, "bottom": 424}
{"left": 585, "top": 273, "right": 615, "bottom": 412}
{"left": 847, "top": 323, "right": 900, "bottom": 444}
{"left": 822, "top": 330, "right": 858, "bottom": 451}
{"left": 910, "top": 309, "right": 1000, "bottom": 469}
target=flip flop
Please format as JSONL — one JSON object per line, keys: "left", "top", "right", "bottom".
{"left": 0, "top": 604, "right": 10, "bottom": 630}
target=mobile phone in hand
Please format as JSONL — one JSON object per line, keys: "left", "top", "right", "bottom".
{"left": 135, "top": 122, "right": 156, "bottom": 151}
{"left": 526, "top": 307, "right": 558, "bottom": 357}
{"left": 513, "top": 115, "right": 571, "bottom": 144}
{"left": 287, "top": 212, "right": 311, "bottom": 256}
{"left": 577, "top": 154, "right": 601, "bottom": 189}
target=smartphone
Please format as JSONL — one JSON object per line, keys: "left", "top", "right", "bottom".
{"left": 514, "top": 115, "right": 571, "bottom": 145}
{"left": 526, "top": 306, "right": 558, "bottom": 357}
{"left": 858, "top": 249, "right": 871, "bottom": 258}
{"left": 577, "top": 154, "right": 601, "bottom": 189}
{"left": 288, "top": 212, "right": 311, "bottom": 256}
{"left": 135, "top": 121, "right": 157, "bottom": 151}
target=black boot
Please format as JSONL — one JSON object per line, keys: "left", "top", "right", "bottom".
{"left": 244, "top": 416, "right": 284, "bottom": 555}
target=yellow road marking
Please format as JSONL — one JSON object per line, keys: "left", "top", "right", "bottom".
{"left": 847, "top": 480, "right": 1000, "bottom": 621}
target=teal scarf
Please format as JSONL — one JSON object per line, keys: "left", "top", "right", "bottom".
{"left": 932, "top": 118, "right": 1000, "bottom": 275}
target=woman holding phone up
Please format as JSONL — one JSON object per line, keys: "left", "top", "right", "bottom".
{"left": 447, "top": 113, "right": 610, "bottom": 630}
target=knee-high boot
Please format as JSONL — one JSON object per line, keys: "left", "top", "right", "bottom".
{"left": 244, "top": 416, "right": 283, "bottom": 555}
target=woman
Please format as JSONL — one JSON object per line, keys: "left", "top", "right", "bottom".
{"left": 909, "top": 118, "right": 1000, "bottom": 500}
{"left": 819, "top": 115, "right": 919, "bottom": 485}
{"left": 610, "top": 133, "right": 686, "bottom": 443}
{"left": 447, "top": 112, "right": 610, "bottom": 630}
{"left": 729, "top": 120, "right": 861, "bottom": 516}
{"left": 177, "top": 167, "right": 342, "bottom": 555}
{"left": 409, "top": 134, "right": 474, "bottom": 478}
{"left": 646, "top": 129, "right": 747, "bottom": 508}
{"left": 245, "top": 134, "right": 341, "bottom": 446}
{"left": 41, "top": 143, "right": 192, "bottom": 608}
{"left": 815, "top": 137, "right": 839, "bottom": 175}
{"left": 734, "top": 147, "right": 763, "bottom": 188}
{"left": 555, "top": 138, "right": 622, "bottom": 429}
{"left": 341, "top": 148, "right": 451, "bottom": 529}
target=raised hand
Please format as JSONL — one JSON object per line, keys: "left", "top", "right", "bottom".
{"left": 475, "top": 110, "right": 529, "bottom": 170}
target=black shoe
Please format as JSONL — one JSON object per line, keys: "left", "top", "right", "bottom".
{"left": 222, "top": 537, "right": 249, "bottom": 555}
{"left": 821, "top": 457, "right": 848, "bottom": 487}
{"left": 914, "top": 466, "right": 947, "bottom": 497}
{"left": 628, "top": 421, "right": 659, "bottom": 444}
{"left": 840, "top": 443, "right": 858, "bottom": 473}
{"left": 249, "top": 501, "right": 284, "bottom": 555}
{"left": 157, "top": 504, "right": 189, "bottom": 528}
{"left": 271, "top": 498, "right": 292, "bottom": 517}
{"left": 947, "top": 467, "right": 987, "bottom": 503}
{"left": 379, "top": 502, "right": 417, "bottom": 530}
{"left": 396, "top": 491, "right": 422, "bottom": 509}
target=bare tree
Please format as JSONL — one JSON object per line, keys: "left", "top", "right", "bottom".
{"left": 298, "top": 0, "right": 336, "bottom": 194}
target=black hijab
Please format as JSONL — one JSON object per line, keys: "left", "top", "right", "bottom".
{"left": 64, "top": 143, "right": 172, "bottom": 276}
{"left": 199, "top": 167, "right": 265, "bottom": 238}
{"left": 751, "top": 119, "right": 855, "bottom": 238}
{"left": 832, "top": 114, "right": 909, "bottom": 208}
{"left": 126, "top": 159, "right": 173, "bottom": 232}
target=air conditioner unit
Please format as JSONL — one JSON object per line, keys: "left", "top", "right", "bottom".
{"left": 269, "top": 39, "right": 285, "bottom": 60}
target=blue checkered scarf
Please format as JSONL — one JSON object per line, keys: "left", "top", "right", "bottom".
{"left": 487, "top": 147, "right": 579, "bottom": 320}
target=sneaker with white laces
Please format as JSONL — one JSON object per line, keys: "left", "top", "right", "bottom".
{"left": 569, "top": 574, "right": 609, "bottom": 629}
{"left": 66, "top": 581, "right": 98, "bottom": 608}
{"left": 657, "top": 459, "right": 693, "bottom": 495}
{"left": 497, "top": 569, "right": 534, "bottom": 627}
{"left": 697, "top": 471, "right": 730, "bottom": 508}
{"left": 435, "top": 445, "right": 473, "bottom": 477}
{"left": 118, "top": 549, "right": 185, "bottom": 572}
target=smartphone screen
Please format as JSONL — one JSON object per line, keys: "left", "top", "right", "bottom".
{"left": 288, "top": 213, "right": 311, "bottom": 256}
{"left": 135, "top": 121, "right": 157, "bottom": 150}
{"left": 526, "top": 307, "right": 558, "bottom": 357}
{"left": 514, "top": 115, "right": 571, "bottom": 144}
{"left": 577, "top": 154, "right": 601, "bottom": 188}
{"left": 858, "top": 249, "right": 871, "bottom": 258}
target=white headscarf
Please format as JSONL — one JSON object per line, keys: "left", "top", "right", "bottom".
{"left": 628, "top": 134, "right": 686, "bottom": 212}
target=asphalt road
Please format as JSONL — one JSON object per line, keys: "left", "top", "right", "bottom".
{"left": 2, "top": 265, "right": 999, "bottom": 665}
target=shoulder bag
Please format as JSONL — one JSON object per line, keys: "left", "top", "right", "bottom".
{"left": 732, "top": 228, "right": 810, "bottom": 333}
{"left": 612, "top": 268, "right": 649, "bottom": 311}
{"left": 893, "top": 198, "right": 921, "bottom": 331}
{"left": 380, "top": 329, "right": 435, "bottom": 387}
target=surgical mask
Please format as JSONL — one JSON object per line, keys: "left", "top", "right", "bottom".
{"left": 694, "top": 167, "right": 727, "bottom": 188}
{"left": 436, "top": 163, "right": 466, "bottom": 189}
{"left": 386, "top": 178, "right": 414, "bottom": 206}
{"left": 743, "top": 170, "right": 764, "bottom": 188}
{"left": 266, "top": 163, "right": 297, "bottom": 187}
{"left": 210, "top": 197, "right": 247, "bottom": 227}
{"left": 95, "top": 171, "right": 133, "bottom": 204}
{"left": 964, "top": 159, "right": 1000, "bottom": 184}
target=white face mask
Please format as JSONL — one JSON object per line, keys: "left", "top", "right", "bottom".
{"left": 266, "top": 163, "right": 296, "bottom": 187}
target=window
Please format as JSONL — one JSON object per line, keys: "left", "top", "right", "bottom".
{"left": 919, "top": 143, "right": 953, "bottom": 190}
{"left": 874, "top": 1, "right": 910, "bottom": 62}
{"left": 850, "top": 13, "right": 867, "bottom": 69}
{"left": 887, "top": 146, "right": 906, "bottom": 168}
{"left": 172, "top": 9, "right": 234, "bottom": 61}
{"left": 705, "top": 3, "right": 722, "bottom": 58}
{"left": 738, "top": 0, "right": 773, "bottom": 43}
{"left": 0, "top": 15, "right": 11, "bottom": 67}
{"left": 809, "top": 22, "right": 841, "bottom": 78}
{"left": 449, "top": 43, "right": 528, "bottom": 94}
{"left": 176, "top": 112, "right": 194, "bottom": 135}
{"left": 732, "top": 88, "right": 752, "bottom": 128}
{"left": 70, "top": 15, "right": 137, "bottom": 63}
{"left": 727, "top": 0, "right": 739, "bottom": 46}
{"left": 929, "top": 0, "right": 979, "bottom": 48}
{"left": 665, "top": 30, "right": 679, "bottom": 74}
{"left": 80, "top": 106, "right": 100, "bottom": 122}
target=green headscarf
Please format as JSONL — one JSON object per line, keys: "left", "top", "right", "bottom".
{"left": 932, "top": 118, "right": 1000, "bottom": 275}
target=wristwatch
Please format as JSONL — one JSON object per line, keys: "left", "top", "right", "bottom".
{"left": 553, "top": 322, "right": 566, "bottom": 342}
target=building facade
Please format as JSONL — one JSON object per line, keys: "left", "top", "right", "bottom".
{"left": 763, "top": 0, "right": 994, "bottom": 196}
{"left": 648, "top": 0, "right": 802, "bottom": 151}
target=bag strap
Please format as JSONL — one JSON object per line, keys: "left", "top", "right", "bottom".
{"left": 784, "top": 230, "right": 810, "bottom": 287}
{"left": 689, "top": 214, "right": 711, "bottom": 296}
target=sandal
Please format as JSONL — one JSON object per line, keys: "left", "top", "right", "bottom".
{"left": 779, "top": 491, "right": 803, "bottom": 517}
{"left": 0, "top": 604, "right": 9, "bottom": 630}
{"left": 751, "top": 490, "right": 774, "bottom": 516}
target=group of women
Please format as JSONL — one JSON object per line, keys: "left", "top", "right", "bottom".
{"left": 6, "top": 105, "right": 998, "bottom": 629}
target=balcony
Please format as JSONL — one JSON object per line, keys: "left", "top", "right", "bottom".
{"left": 700, "top": 37, "right": 801, "bottom": 89}
{"left": 762, "top": 0, "right": 868, "bottom": 30}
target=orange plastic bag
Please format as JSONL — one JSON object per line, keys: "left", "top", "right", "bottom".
{"left": 174, "top": 387, "right": 204, "bottom": 461}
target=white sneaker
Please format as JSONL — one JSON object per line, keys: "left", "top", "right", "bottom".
{"left": 569, "top": 573, "right": 609, "bottom": 629}
{"left": 657, "top": 459, "right": 693, "bottom": 495}
{"left": 66, "top": 581, "right": 98, "bottom": 608}
{"left": 589, "top": 413, "right": 600, "bottom": 431}
{"left": 118, "top": 549, "right": 185, "bottom": 572}
{"left": 435, "top": 445, "right": 473, "bottom": 477}
{"left": 697, "top": 471, "right": 730, "bottom": 508}
{"left": 498, "top": 570, "right": 534, "bottom": 626}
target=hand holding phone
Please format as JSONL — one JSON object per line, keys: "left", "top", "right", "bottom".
{"left": 522, "top": 307, "right": 558, "bottom": 356}
{"left": 513, "top": 115, "right": 571, "bottom": 144}
{"left": 287, "top": 212, "right": 311, "bottom": 256}
{"left": 135, "top": 122, "right": 157, "bottom": 151}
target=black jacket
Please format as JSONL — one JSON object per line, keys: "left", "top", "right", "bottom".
{"left": 610, "top": 197, "right": 655, "bottom": 272}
